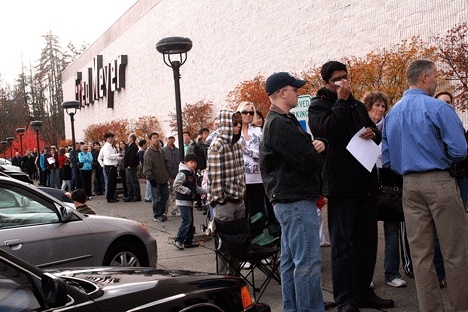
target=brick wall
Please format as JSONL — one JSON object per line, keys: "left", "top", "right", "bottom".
{"left": 62, "top": 0, "right": 468, "bottom": 140}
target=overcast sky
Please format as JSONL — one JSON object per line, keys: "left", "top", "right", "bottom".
{"left": 0, "top": 0, "right": 137, "bottom": 85}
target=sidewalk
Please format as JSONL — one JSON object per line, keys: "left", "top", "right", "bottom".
{"left": 87, "top": 181, "right": 452, "bottom": 312}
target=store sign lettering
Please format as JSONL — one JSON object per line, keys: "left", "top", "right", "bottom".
{"left": 74, "top": 55, "right": 127, "bottom": 109}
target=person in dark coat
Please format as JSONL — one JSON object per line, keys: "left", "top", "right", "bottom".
{"left": 308, "top": 61, "right": 393, "bottom": 312}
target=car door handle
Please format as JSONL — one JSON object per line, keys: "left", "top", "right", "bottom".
{"left": 4, "top": 239, "right": 23, "bottom": 250}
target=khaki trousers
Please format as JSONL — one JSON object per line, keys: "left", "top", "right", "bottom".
{"left": 403, "top": 171, "right": 468, "bottom": 312}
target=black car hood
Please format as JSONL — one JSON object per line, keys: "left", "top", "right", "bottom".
{"left": 51, "top": 267, "right": 239, "bottom": 299}
{"left": 47, "top": 267, "right": 247, "bottom": 311}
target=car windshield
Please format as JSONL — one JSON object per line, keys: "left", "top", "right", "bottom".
{"left": 0, "top": 184, "right": 59, "bottom": 229}
{"left": 0, "top": 258, "right": 42, "bottom": 310}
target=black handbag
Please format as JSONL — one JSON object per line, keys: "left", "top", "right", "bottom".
{"left": 376, "top": 168, "right": 404, "bottom": 222}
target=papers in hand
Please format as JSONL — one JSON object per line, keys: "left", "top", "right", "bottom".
{"left": 47, "top": 157, "right": 56, "bottom": 164}
{"left": 346, "top": 127, "right": 380, "bottom": 172}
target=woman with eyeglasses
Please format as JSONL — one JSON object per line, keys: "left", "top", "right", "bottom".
{"left": 78, "top": 144, "right": 94, "bottom": 199}
{"left": 236, "top": 102, "right": 267, "bottom": 241}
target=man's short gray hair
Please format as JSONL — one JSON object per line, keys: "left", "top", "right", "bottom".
{"left": 406, "top": 60, "right": 435, "bottom": 86}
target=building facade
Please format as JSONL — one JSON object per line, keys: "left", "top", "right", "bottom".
{"left": 62, "top": 0, "right": 468, "bottom": 140}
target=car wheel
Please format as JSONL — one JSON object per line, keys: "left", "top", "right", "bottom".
{"left": 103, "top": 242, "right": 145, "bottom": 267}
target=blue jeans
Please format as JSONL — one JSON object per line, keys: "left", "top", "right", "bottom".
{"left": 175, "top": 205, "right": 194, "bottom": 244}
{"left": 273, "top": 200, "right": 324, "bottom": 312}
{"left": 151, "top": 183, "right": 169, "bottom": 219}
{"left": 384, "top": 221, "right": 402, "bottom": 281}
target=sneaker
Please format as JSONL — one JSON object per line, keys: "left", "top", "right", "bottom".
{"left": 184, "top": 242, "right": 199, "bottom": 248}
{"left": 240, "top": 261, "right": 252, "bottom": 270}
{"left": 386, "top": 277, "right": 407, "bottom": 288}
{"left": 153, "top": 217, "right": 165, "bottom": 222}
{"left": 175, "top": 212, "right": 181, "bottom": 217}
{"left": 173, "top": 241, "right": 184, "bottom": 250}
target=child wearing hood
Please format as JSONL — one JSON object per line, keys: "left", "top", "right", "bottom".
{"left": 173, "top": 153, "right": 207, "bottom": 250}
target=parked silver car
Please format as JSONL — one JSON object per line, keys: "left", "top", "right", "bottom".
{"left": 0, "top": 176, "right": 157, "bottom": 268}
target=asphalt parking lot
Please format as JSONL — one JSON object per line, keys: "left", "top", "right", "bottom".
{"left": 87, "top": 181, "right": 454, "bottom": 312}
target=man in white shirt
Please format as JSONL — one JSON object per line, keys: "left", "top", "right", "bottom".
{"left": 98, "top": 133, "right": 122, "bottom": 203}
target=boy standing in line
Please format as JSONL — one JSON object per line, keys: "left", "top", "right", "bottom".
{"left": 173, "top": 153, "right": 207, "bottom": 250}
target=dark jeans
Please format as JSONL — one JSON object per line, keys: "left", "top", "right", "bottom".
{"left": 105, "top": 166, "right": 118, "bottom": 202}
{"left": 151, "top": 183, "right": 169, "bottom": 219}
{"left": 125, "top": 167, "right": 141, "bottom": 199}
{"left": 93, "top": 168, "right": 105, "bottom": 195}
{"left": 119, "top": 169, "right": 128, "bottom": 198}
{"left": 328, "top": 196, "right": 378, "bottom": 306}
{"left": 175, "top": 205, "right": 194, "bottom": 244}
{"left": 80, "top": 169, "right": 92, "bottom": 197}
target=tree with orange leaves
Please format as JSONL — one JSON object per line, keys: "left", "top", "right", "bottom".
{"left": 167, "top": 100, "right": 213, "bottom": 139}
{"left": 342, "top": 36, "right": 437, "bottom": 105}
{"left": 434, "top": 23, "right": 468, "bottom": 111}
{"left": 227, "top": 75, "right": 271, "bottom": 117}
{"left": 133, "top": 116, "right": 162, "bottom": 140}
{"left": 84, "top": 119, "right": 129, "bottom": 144}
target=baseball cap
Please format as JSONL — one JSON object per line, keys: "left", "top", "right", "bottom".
{"left": 165, "top": 133, "right": 175, "bottom": 139}
{"left": 265, "top": 72, "right": 306, "bottom": 95}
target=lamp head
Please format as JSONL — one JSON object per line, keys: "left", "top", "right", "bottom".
{"left": 16, "top": 128, "right": 25, "bottom": 135}
{"left": 6, "top": 137, "right": 14, "bottom": 144}
{"left": 1, "top": 141, "right": 7, "bottom": 146}
{"left": 30, "top": 120, "right": 43, "bottom": 131}
{"left": 61, "top": 101, "right": 80, "bottom": 115}
{"left": 156, "top": 37, "right": 192, "bottom": 55}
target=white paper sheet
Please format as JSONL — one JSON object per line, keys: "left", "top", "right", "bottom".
{"left": 47, "top": 157, "right": 56, "bottom": 164}
{"left": 346, "top": 127, "right": 380, "bottom": 172}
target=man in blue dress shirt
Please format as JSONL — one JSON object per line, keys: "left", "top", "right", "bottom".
{"left": 382, "top": 59, "right": 468, "bottom": 312}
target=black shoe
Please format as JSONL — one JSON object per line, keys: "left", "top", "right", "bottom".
{"left": 438, "top": 278, "right": 447, "bottom": 288}
{"left": 124, "top": 197, "right": 134, "bottom": 202}
{"left": 357, "top": 292, "right": 395, "bottom": 309}
{"left": 324, "top": 301, "right": 337, "bottom": 310}
{"left": 108, "top": 199, "right": 120, "bottom": 203}
{"left": 338, "top": 303, "right": 360, "bottom": 312}
{"left": 131, "top": 198, "right": 141, "bottom": 202}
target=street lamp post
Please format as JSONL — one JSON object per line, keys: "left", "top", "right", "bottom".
{"left": 6, "top": 137, "right": 14, "bottom": 160}
{"left": 30, "top": 120, "right": 43, "bottom": 163}
{"left": 156, "top": 36, "right": 192, "bottom": 161}
{"left": 1, "top": 141, "right": 7, "bottom": 161}
{"left": 16, "top": 128, "right": 25, "bottom": 156}
{"left": 61, "top": 101, "right": 80, "bottom": 188}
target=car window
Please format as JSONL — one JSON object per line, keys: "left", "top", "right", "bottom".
{"left": 0, "top": 184, "right": 59, "bottom": 229}
{"left": 0, "top": 260, "right": 41, "bottom": 310}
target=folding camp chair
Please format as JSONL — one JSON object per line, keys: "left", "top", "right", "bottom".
{"left": 214, "top": 217, "right": 281, "bottom": 301}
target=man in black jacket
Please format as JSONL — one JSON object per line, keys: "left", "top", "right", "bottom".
{"left": 123, "top": 133, "right": 141, "bottom": 202}
{"left": 260, "top": 72, "right": 326, "bottom": 312}
{"left": 308, "top": 61, "right": 393, "bottom": 312}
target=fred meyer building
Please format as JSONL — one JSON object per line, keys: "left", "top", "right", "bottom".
{"left": 62, "top": 0, "right": 468, "bottom": 141}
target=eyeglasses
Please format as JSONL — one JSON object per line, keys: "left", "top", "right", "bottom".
{"left": 331, "top": 74, "right": 348, "bottom": 82}
{"left": 241, "top": 111, "right": 255, "bottom": 116}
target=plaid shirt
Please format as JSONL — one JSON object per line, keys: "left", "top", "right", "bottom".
{"left": 207, "top": 109, "right": 245, "bottom": 206}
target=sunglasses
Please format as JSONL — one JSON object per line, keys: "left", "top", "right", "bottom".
{"left": 241, "top": 111, "right": 255, "bottom": 116}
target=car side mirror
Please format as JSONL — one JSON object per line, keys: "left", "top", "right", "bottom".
{"left": 19, "top": 196, "right": 30, "bottom": 207}
{"left": 41, "top": 273, "right": 68, "bottom": 308}
{"left": 58, "top": 206, "right": 75, "bottom": 222}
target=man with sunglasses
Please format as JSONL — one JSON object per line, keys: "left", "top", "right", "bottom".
{"left": 308, "top": 61, "right": 393, "bottom": 312}
{"left": 260, "top": 72, "right": 327, "bottom": 312}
